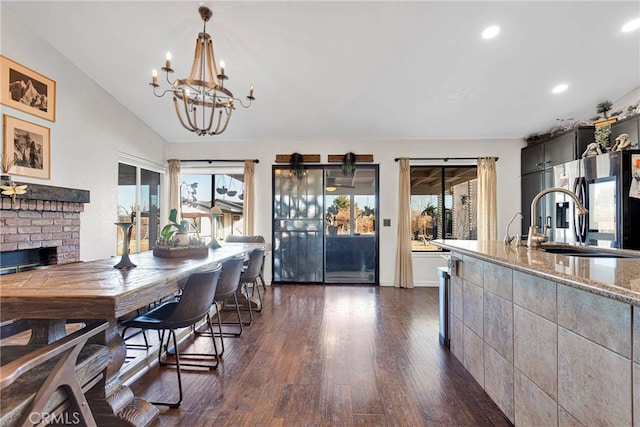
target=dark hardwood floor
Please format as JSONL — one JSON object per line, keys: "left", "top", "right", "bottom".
{"left": 128, "top": 285, "right": 513, "bottom": 427}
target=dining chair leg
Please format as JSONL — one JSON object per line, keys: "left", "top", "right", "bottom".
{"left": 164, "top": 319, "right": 220, "bottom": 369}
{"left": 151, "top": 329, "right": 183, "bottom": 408}
{"left": 213, "top": 302, "right": 225, "bottom": 356}
{"left": 121, "top": 326, "right": 151, "bottom": 350}
{"left": 239, "top": 283, "right": 254, "bottom": 324}
{"left": 219, "top": 293, "right": 246, "bottom": 335}
{"left": 194, "top": 303, "right": 226, "bottom": 356}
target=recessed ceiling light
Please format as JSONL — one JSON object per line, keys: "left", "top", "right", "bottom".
{"left": 622, "top": 18, "right": 640, "bottom": 32}
{"left": 482, "top": 26, "right": 500, "bottom": 39}
{"left": 552, "top": 83, "right": 569, "bottom": 94}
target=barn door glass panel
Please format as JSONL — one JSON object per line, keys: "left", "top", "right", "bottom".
{"left": 272, "top": 167, "right": 324, "bottom": 283}
{"left": 324, "top": 167, "right": 378, "bottom": 284}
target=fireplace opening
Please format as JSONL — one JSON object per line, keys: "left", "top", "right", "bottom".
{"left": 0, "top": 247, "right": 58, "bottom": 276}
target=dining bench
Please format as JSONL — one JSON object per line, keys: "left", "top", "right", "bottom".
{"left": 0, "top": 321, "right": 109, "bottom": 427}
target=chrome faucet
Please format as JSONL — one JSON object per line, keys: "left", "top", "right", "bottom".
{"left": 504, "top": 212, "right": 523, "bottom": 245}
{"left": 527, "top": 187, "right": 588, "bottom": 248}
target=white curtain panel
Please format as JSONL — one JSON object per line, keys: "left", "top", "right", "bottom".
{"left": 168, "top": 159, "right": 181, "bottom": 219}
{"left": 477, "top": 157, "right": 498, "bottom": 241}
{"left": 243, "top": 160, "right": 255, "bottom": 236}
{"left": 395, "top": 158, "right": 414, "bottom": 288}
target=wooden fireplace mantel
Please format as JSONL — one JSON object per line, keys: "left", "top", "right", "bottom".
{"left": 2, "top": 181, "right": 90, "bottom": 204}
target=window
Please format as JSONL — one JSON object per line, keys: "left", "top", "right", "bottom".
{"left": 117, "top": 163, "right": 161, "bottom": 254}
{"left": 179, "top": 172, "right": 244, "bottom": 244}
{"left": 410, "top": 166, "right": 477, "bottom": 252}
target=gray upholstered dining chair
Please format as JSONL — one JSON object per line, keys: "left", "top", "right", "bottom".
{"left": 224, "top": 235, "right": 267, "bottom": 290}
{"left": 198, "top": 254, "right": 245, "bottom": 354}
{"left": 238, "top": 247, "right": 266, "bottom": 316}
{"left": 120, "top": 264, "right": 222, "bottom": 408}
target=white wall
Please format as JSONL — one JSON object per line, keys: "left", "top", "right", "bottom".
{"left": 1, "top": 5, "right": 169, "bottom": 261}
{"left": 168, "top": 138, "right": 523, "bottom": 286}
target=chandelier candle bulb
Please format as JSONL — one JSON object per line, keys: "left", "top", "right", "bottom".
{"left": 165, "top": 52, "right": 172, "bottom": 69}
{"left": 219, "top": 60, "right": 225, "bottom": 76}
{"left": 249, "top": 84, "right": 254, "bottom": 98}
{"left": 151, "top": 69, "right": 158, "bottom": 86}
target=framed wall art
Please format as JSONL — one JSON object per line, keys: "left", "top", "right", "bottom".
{"left": 3, "top": 115, "right": 51, "bottom": 180}
{"left": 0, "top": 55, "right": 56, "bottom": 122}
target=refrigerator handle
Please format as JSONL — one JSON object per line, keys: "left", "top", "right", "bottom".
{"left": 573, "top": 177, "right": 587, "bottom": 243}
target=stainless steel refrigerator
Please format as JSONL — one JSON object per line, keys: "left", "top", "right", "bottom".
{"left": 581, "top": 150, "right": 640, "bottom": 249}
{"left": 552, "top": 159, "right": 583, "bottom": 244}
{"left": 552, "top": 150, "right": 640, "bottom": 249}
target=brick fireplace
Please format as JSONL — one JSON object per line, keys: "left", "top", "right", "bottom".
{"left": 0, "top": 180, "right": 90, "bottom": 274}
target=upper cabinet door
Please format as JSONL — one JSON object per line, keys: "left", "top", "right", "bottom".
{"left": 521, "top": 143, "right": 545, "bottom": 174}
{"left": 610, "top": 115, "right": 639, "bottom": 150}
{"left": 544, "top": 131, "right": 576, "bottom": 167}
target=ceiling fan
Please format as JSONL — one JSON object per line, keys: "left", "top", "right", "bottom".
{"left": 325, "top": 177, "right": 354, "bottom": 192}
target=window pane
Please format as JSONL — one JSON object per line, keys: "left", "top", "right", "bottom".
{"left": 181, "top": 174, "right": 213, "bottom": 240}
{"left": 214, "top": 174, "right": 244, "bottom": 238}
{"left": 179, "top": 173, "right": 244, "bottom": 245}
{"left": 117, "top": 163, "right": 136, "bottom": 255}
{"left": 410, "top": 166, "right": 477, "bottom": 251}
{"left": 140, "top": 169, "right": 160, "bottom": 252}
{"left": 446, "top": 168, "right": 478, "bottom": 240}
{"left": 117, "top": 164, "right": 161, "bottom": 254}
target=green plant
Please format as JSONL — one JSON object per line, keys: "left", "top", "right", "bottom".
{"left": 342, "top": 152, "right": 356, "bottom": 177}
{"left": 421, "top": 203, "right": 438, "bottom": 219}
{"left": 596, "top": 100, "right": 613, "bottom": 119}
{"left": 289, "top": 153, "right": 305, "bottom": 180}
{"left": 160, "top": 208, "right": 191, "bottom": 240}
{"left": 594, "top": 123, "right": 612, "bottom": 151}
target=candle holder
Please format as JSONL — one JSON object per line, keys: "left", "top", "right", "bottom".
{"left": 114, "top": 222, "right": 137, "bottom": 269}
{"left": 209, "top": 208, "right": 222, "bottom": 249}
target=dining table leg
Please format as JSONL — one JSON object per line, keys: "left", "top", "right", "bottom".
{"left": 26, "top": 318, "right": 159, "bottom": 426}
{"left": 26, "top": 319, "right": 67, "bottom": 344}
{"left": 88, "top": 317, "right": 160, "bottom": 426}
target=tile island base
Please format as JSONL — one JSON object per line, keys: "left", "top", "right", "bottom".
{"left": 431, "top": 239, "right": 639, "bottom": 426}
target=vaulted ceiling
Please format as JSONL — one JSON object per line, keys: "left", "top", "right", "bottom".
{"left": 4, "top": 1, "right": 639, "bottom": 144}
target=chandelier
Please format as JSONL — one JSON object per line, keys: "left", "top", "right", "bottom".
{"left": 149, "top": 6, "right": 254, "bottom": 136}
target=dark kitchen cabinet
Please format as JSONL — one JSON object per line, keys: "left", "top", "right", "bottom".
{"left": 610, "top": 115, "right": 639, "bottom": 149}
{"left": 521, "top": 127, "right": 594, "bottom": 174}
{"left": 520, "top": 169, "right": 554, "bottom": 235}
{"left": 545, "top": 131, "right": 578, "bottom": 167}
{"left": 521, "top": 143, "right": 544, "bottom": 174}
{"left": 521, "top": 171, "right": 544, "bottom": 234}
{"left": 520, "top": 127, "right": 594, "bottom": 236}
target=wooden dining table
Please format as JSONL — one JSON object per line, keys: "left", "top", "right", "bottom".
{"left": 0, "top": 243, "right": 265, "bottom": 426}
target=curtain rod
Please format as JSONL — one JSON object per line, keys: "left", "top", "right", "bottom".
{"left": 171, "top": 159, "right": 259, "bottom": 164}
{"left": 394, "top": 157, "right": 498, "bottom": 162}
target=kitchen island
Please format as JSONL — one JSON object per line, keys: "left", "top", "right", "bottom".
{"left": 431, "top": 239, "right": 639, "bottom": 426}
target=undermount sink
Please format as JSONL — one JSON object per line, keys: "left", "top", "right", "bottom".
{"left": 539, "top": 245, "right": 640, "bottom": 259}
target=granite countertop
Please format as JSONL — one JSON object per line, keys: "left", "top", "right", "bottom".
{"left": 431, "top": 240, "right": 640, "bottom": 306}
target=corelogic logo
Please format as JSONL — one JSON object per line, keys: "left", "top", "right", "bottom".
{"left": 29, "top": 412, "right": 82, "bottom": 425}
